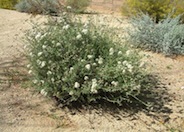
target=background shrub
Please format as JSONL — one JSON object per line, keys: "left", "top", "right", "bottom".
{"left": 0, "top": 0, "right": 20, "bottom": 10}
{"left": 25, "top": 13, "right": 153, "bottom": 107}
{"left": 64, "top": 0, "right": 90, "bottom": 13}
{"left": 124, "top": 13, "right": 184, "bottom": 55}
{"left": 121, "top": 0, "right": 184, "bottom": 22}
{"left": 162, "top": 25, "right": 184, "bottom": 55}
{"left": 15, "top": 0, "right": 61, "bottom": 15}
{"left": 173, "top": 0, "right": 184, "bottom": 22}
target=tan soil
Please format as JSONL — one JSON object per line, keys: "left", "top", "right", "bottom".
{"left": 0, "top": 3, "right": 184, "bottom": 132}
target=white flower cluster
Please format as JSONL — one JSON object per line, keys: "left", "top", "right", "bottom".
{"left": 91, "top": 79, "right": 98, "bottom": 94}
{"left": 51, "top": 78, "right": 55, "bottom": 82}
{"left": 40, "top": 89, "right": 47, "bottom": 96}
{"left": 37, "top": 60, "right": 46, "bottom": 68}
{"left": 40, "top": 80, "right": 44, "bottom": 84}
{"left": 67, "top": 6, "right": 72, "bottom": 9}
{"left": 42, "top": 45, "right": 47, "bottom": 49}
{"left": 85, "top": 64, "right": 91, "bottom": 70}
{"left": 74, "top": 82, "right": 80, "bottom": 88}
{"left": 38, "top": 52, "right": 43, "bottom": 57}
{"left": 109, "top": 48, "right": 114, "bottom": 55}
{"left": 35, "top": 32, "right": 41, "bottom": 40}
{"left": 126, "top": 50, "right": 132, "bottom": 56}
{"left": 111, "top": 81, "right": 118, "bottom": 86}
{"left": 139, "top": 62, "right": 145, "bottom": 68}
{"left": 29, "top": 52, "right": 33, "bottom": 57}
{"left": 63, "top": 24, "right": 70, "bottom": 30}
{"left": 69, "top": 67, "right": 74, "bottom": 73}
{"left": 118, "top": 51, "right": 122, "bottom": 55}
{"left": 96, "top": 56, "right": 103, "bottom": 65}
{"left": 33, "top": 79, "right": 38, "bottom": 84}
{"left": 84, "top": 76, "right": 89, "bottom": 80}
{"left": 117, "top": 60, "right": 134, "bottom": 73}
{"left": 123, "top": 61, "right": 133, "bottom": 73}
{"left": 84, "top": 21, "right": 89, "bottom": 28}
{"left": 47, "top": 71, "right": 52, "bottom": 75}
{"left": 134, "top": 85, "right": 141, "bottom": 90}
{"left": 27, "top": 64, "right": 31, "bottom": 68}
{"left": 27, "top": 64, "right": 33, "bottom": 75}
{"left": 35, "top": 32, "right": 48, "bottom": 41}
{"left": 76, "top": 33, "right": 82, "bottom": 40}
{"left": 109, "top": 48, "right": 125, "bottom": 57}
{"left": 69, "top": 91, "right": 74, "bottom": 95}
{"left": 78, "top": 55, "right": 103, "bottom": 72}
{"left": 28, "top": 70, "right": 32, "bottom": 74}
{"left": 82, "top": 29, "right": 88, "bottom": 34}
{"left": 56, "top": 43, "right": 61, "bottom": 47}
{"left": 87, "top": 55, "right": 93, "bottom": 59}
{"left": 81, "top": 59, "right": 85, "bottom": 62}
{"left": 62, "top": 12, "right": 67, "bottom": 16}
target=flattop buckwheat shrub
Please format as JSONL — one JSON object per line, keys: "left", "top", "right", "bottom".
{"left": 25, "top": 12, "right": 154, "bottom": 107}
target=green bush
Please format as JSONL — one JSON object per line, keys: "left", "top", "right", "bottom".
{"left": 174, "top": 0, "right": 184, "bottom": 22}
{"left": 25, "top": 13, "right": 154, "bottom": 107}
{"left": 15, "top": 0, "right": 61, "bottom": 15}
{"left": 0, "top": 0, "right": 20, "bottom": 10}
{"left": 121, "top": 0, "right": 184, "bottom": 22}
{"left": 65, "top": 0, "right": 90, "bottom": 13}
{"left": 124, "top": 13, "right": 184, "bottom": 55}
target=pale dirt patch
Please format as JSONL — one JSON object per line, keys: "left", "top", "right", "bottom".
{"left": 0, "top": 6, "right": 184, "bottom": 132}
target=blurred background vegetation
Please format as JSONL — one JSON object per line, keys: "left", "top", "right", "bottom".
{"left": 0, "top": 0, "right": 20, "bottom": 10}
{"left": 121, "top": 0, "right": 184, "bottom": 22}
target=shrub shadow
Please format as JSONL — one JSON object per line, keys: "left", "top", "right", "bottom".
{"left": 0, "top": 56, "right": 29, "bottom": 90}
{"left": 55, "top": 74, "right": 172, "bottom": 121}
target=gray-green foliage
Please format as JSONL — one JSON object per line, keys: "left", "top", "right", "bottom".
{"left": 25, "top": 13, "right": 153, "bottom": 107}
{"left": 124, "top": 13, "right": 184, "bottom": 55}
{"left": 15, "top": 0, "right": 61, "bottom": 15}
{"left": 163, "top": 25, "right": 184, "bottom": 55}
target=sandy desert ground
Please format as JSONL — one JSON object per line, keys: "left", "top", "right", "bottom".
{"left": 0, "top": 3, "right": 184, "bottom": 132}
